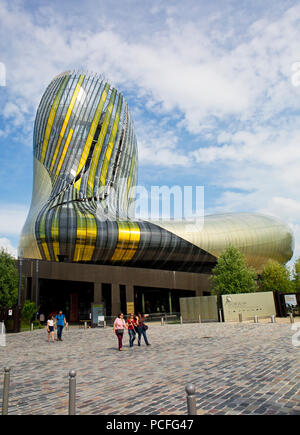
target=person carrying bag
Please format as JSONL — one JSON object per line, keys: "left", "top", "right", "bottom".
{"left": 127, "top": 313, "right": 137, "bottom": 347}
{"left": 136, "top": 312, "right": 151, "bottom": 347}
{"left": 113, "top": 313, "right": 127, "bottom": 351}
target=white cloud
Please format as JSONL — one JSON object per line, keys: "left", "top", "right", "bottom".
{"left": 0, "top": 237, "right": 17, "bottom": 257}
{"left": 1, "top": 1, "right": 299, "bottom": 138}
{"left": 0, "top": 0, "right": 300, "bottom": 262}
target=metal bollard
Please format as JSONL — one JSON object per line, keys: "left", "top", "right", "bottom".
{"left": 219, "top": 309, "right": 223, "bottom": 322}
{"left": 289, "top": 313, "right": 294, "bottom": 324}
{"left": 254, "top": 315, "right": 258, "bottom": 323}
{"left": 185, "top": 383, "right": 197, "bottom": 415}
{"left": 161, "top": 317, "right": 164, "bottom": 326}
{"left": 198, "top": 314, "right": 201, "bottom": 323}
{"left": 2, "top": 367, "right": 10, "bottom": 415}
{"left": 180, "top": 316, "right": 183, "bottom": 325}
{"left": 30, "top": 323, "right": 33, "bottom": 331}
{"left": 271, "top": 315, "right": 275, "bottom": 323}
{"left": 239, "top": 313, "right": 243, "bottom": 323}
{"left": 84, "top": 321, "right": 87, "bottom": 329}
{"left": 69, "top": 370, "right": 76, "bottom": 415}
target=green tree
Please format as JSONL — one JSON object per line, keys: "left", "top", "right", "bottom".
{"left": 211, "top": 246, "right": 258, "bottom": 295}
{"left": 260, "top": 260, "right": 294, "bottom": 293}
{"left": 22, "top": 300, "right": 37, "bottom": 326}
{"left": 0, "top": 249, "right": 18, "bottom": 308}
{"left": 292, "top": 257, "right": 300, "bottom": 293}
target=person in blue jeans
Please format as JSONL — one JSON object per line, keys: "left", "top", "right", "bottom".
{"left": 126, "top": 313, "right": 137, "bottom": 347}
{"left": 55, "top": 310, "right": 67, "bottom": 341}
{"left": 136, "top": 312, "right": 151, "bottom": 346}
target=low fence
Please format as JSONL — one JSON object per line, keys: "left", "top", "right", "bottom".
{"left": 94, "top": 313, "right": 182, "bottom": 327}
{"left": 75, "top": 312, "right": 294, "bottom": 329}
{"left": 1, "top": 366, "right": 197, "bottom": 415}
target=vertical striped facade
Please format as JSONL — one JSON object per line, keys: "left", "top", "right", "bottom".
{"left": 19, "top": 71, "right": 293, "bottom": 273}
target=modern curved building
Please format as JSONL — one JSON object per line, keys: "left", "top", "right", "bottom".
{"left": 18, "top": 71, "right": 293, "bottom": 318}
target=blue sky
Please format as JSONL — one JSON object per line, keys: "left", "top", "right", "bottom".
{"left": 0, "top": 0, "right": 300, "bottom": 264}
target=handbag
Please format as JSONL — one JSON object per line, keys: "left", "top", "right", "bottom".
{"left": 142, "top": 324, "right": 148, "bottom": 331}
{"left": 116, "top": 329, "right": 124, "bottom": 334}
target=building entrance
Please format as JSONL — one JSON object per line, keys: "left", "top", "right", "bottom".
{"left": 134, "top": 286, "right": 195, "bottom": 314}
{"left": 39, "top": 279, "right": 93, "bottom": 323}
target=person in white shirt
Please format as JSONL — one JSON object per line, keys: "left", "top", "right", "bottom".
{"left": 47, "top": 316, "right": 55, "bottom": 342}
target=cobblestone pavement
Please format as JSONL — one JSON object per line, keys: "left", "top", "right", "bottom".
{"left": 1, "top": 321, "right": 300, "bottom": 415}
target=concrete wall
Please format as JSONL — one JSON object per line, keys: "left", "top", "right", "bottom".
{"left": 221, "top": 291, "right": 276, "bottom": 322}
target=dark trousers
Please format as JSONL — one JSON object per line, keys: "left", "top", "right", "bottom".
{"left": 128, "top": 329, "right": 136, "bottom": 347}
{"left": 116, "top": 332, "right": 123, "bottom": 349}
{"left": 137, "top": 326, "right": 149, "bottom": 345}
{"left": 57, "top": 325, "right": 64, "bottom": 340}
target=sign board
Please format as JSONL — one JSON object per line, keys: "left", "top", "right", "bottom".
{"left": 97, "top": 315, "right": 105, "bottom": 328}
{"left": 180, "top": 296, "right": 218, "bottom": 322}
{"left": 284, "top": 294, "right": 297, "bottom": 307}
{"left": 126, "top": 302, "right": 135, "bottom": 314}
{"left": 221, "top": 291, "right": 275, "bottom": 322}
{"left": 91, "top": 304, "right": 104, "bottom": 325}
{"left": 8, "top": 310, "right": 12, "bottom": 316}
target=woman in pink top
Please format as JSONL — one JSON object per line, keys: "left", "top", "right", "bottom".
{"left": 113, "top": 313, "right": 127, "bottom": 351}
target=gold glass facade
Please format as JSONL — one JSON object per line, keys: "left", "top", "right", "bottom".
{"left": 18, "top": 71, "right": 293, "bottom": 273}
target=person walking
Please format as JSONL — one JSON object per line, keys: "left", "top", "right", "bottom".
{"left": 47, "top": 315, "right": 55, "bottom": 342}
{"left": 127, "top": 313, "right": 137, "bottom": 347}
{"left": 55, "top": 310, "right": 67, "bottom": 341}
{"left": 136, "top": 312, "right": 151, "bottom": 346}
{"left": 113, "top": 313, "right": 127, "bottom": 351}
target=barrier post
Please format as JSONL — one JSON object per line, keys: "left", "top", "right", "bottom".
{"left": 2, "top": 367, "right": 10, "bottom": 415}
{"left": 69, "top": 370, "right": 76, "bottom": 415}
{"left": 185, "top": 384, "right": 197, "bottom": 415}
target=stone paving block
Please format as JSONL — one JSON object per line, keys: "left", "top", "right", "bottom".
{"left": 0, "top": 322, "right": 299, "bottom": 415}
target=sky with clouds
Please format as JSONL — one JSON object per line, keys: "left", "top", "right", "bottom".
{"left": 0, "top": 0, "right": 300, "bottom": 264}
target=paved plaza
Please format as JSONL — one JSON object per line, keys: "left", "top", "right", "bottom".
{"left": 1, "top": 320, "right": 300, "bottom": 415}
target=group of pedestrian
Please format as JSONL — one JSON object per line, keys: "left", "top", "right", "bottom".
{"left": 113, "top": 312, "right": 151, "bottom": 351}
{"left": 46, "top": 310, "right": 67, "bottom": 342}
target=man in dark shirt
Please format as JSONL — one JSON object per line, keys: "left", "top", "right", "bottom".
{"left": 55, "top": 310, "right": 67, "bottom": 341}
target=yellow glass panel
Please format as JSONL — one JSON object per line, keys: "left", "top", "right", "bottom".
{"left": 73, "top": 83, "right": 110, "bottom": 199}
{"left": 86, "top": 89, "right": 117, "bottom": 197}
{"left": 39, "top": 212, "right": 51, "bottom": 261}
{"left": 73, "top": 204, "right": 86, "bottom": 262}
{"left": 49, "top": 75, "right": 85, "bottom": 175}
{"left": 98, "top": 94, "right": 122, "bottom": 188}
{"left": 40, "top": 75, "right": 70, "bottom": 164}
{"left": 111, "top": 221, "right": 140, "bottom": 262}
{"left": 51, "top": 207, "right": 60, "bottom": 261}
{"left": 81, "top": 213, "right": 97, "bottom": 261}
{"left": 53, "top": 128, "right": 74, "bottom": 183}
